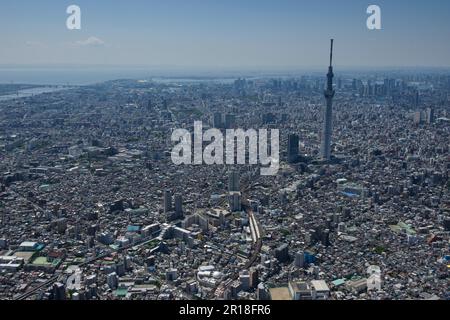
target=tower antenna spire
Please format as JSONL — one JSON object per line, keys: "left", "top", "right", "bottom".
{"left": 329, "top": 39, "right": 334, "bottom": 67}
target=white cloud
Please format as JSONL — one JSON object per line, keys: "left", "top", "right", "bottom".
{"left": 72, "top": 36, "right": 106, "bottom": 47}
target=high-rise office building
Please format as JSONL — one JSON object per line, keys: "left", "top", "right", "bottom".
{"left": 107, "top": 272, "right": 118, "bottom": 289}
{"left": 426, "top": 107, "right": 435, "bottom": 124}
{"left": 228, "top": 170, "right": 240, "bottom": 192}
{"left": 174, "top": 194, "right": 183, "bottom": 216}
{"left": 213, "top": 112, "right": 223, "bottom": 128}
{"left": 229, "top": 192, "right": 241, "bottom": 212}
{"left": 414, "top": 111, "right": 423, "bottom": 125}
{"left": 256, "top": 283, "right": 268, "bottom": 300}
{"left": 53, "top": 282, "right": 66, "bottom": 300}
{"left": 225, "top": 114, "right": 236, "bottom": 129}
{"left": 249, "top": 268, "right": 259, "bottom": 289}
{"left": 288, "top": 134, "right": 300, "bottom": 164}
{"left": 163, "top": 189, "right": 172, "bottom": 214}
{"left": 274, "top": 243, "right": 289, "bottom": 263}
{"left": 164, "top": 190, "right": 184, "bottom": 221}
{"left": 294, "top": 251, "right": 305, "bottom": 268}
{"left": 321, "top": 39, "right": 335, "bottom": 161}
{"left": 228, "top": 170, "right": 241, "bottom": 212}
{"left": 262, "top": 113, "right": 276, "bottom": 125}
{"left": 414, "top": 90, "right": 420, "bottom": 108}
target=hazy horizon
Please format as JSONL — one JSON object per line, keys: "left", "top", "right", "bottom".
{"left": 1, "top": 64, "right": 449, "bottom": 86}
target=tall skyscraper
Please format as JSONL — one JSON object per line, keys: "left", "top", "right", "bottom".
{"left": 163, "top": 189, "right": 172, "bottom": 214}
{"left": 295, "top": 250, "right": 305, "bottom": 268}
{"left": 321, "top": 39, "right": 335, "bottom": 161}
{"left": 414, "top": 90, "right": 420, "bottom": 108}
{"left": 224, "top": 114, "right": 236, "bottom": 129}
{"left": 229, "top": 192, "right": 241, "bottom": 212}
{"left": 213, "top": 112, "right": 223, "bottom": 129}
{"left": 288, "top": 134, "right": 300, "bottom": 164}
{"left": 228, "top": 170, "right": 241, "bottom": 212}
{"left": 174, "top": 194, "right": 183, "bottom": 216}
{"left": 228, "top": 170, "right": 240, "bottom": 192}
{"left": 426, "top": 107, "right": 435, "bottom": 124}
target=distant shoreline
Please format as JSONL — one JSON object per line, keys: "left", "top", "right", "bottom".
{"left": 1, "top": 65, "right": 450, "bottom": 86}
{"left": 0, "top": 85, "right": 73, "bottom": 102}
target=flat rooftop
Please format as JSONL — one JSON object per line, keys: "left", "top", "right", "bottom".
{"left": 269, "top": 287, "right": 291, "bottom": 301}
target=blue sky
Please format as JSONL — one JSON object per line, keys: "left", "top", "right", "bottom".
{"left": 1, "top": 0, "right": 450, "bottom": 68}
